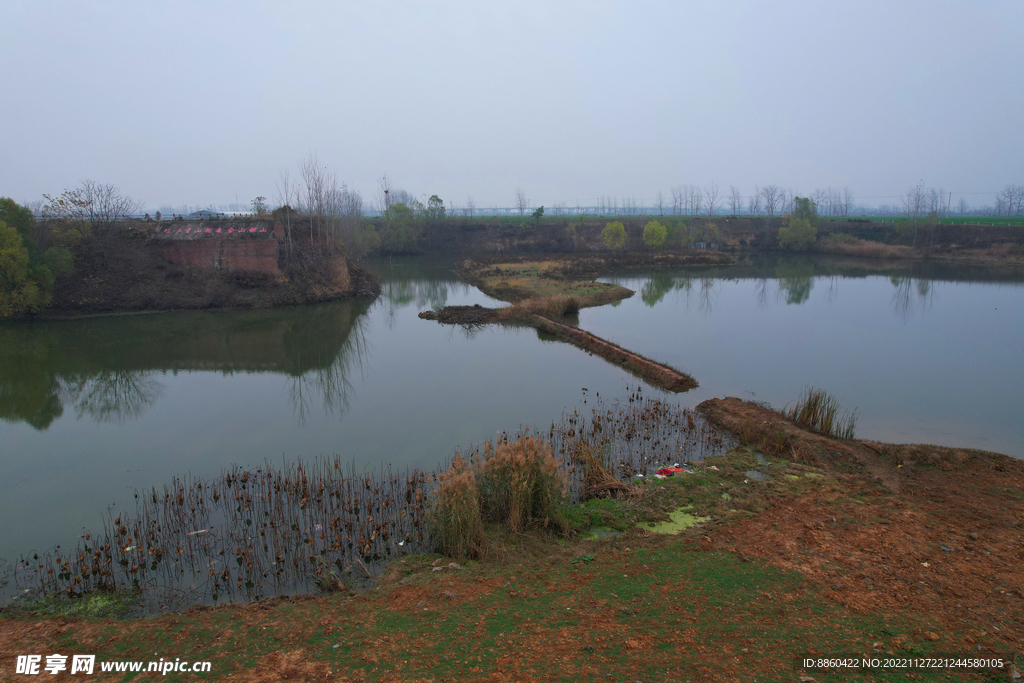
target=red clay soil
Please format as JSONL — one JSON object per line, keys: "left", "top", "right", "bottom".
{"left": 699, "top": 396, "right": 1024, "bottom": 655}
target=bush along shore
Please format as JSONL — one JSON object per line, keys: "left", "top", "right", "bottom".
{"left": 2, "top": 388, "right": 1022, "bottom": 681}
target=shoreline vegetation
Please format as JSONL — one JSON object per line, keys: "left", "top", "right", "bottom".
{"left": 4, "top": 179, "right": 1023, "bottom": 324}
{"left": 2, "top": 392, "right": 1021, "bottom": 680}
{"left": 3, "top": 192, "right": 1023, "bottom": 677}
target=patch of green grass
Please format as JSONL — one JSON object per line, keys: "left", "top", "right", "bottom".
{"left": 568, "top": 497, "right": 632, "bottom": 532}
{"left": 2, "top": 588, "right": 141, "bottom": 619}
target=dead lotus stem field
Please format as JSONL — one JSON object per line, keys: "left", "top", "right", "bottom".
{"left": 7, "top": 391, "right": 731, "bottom": 608}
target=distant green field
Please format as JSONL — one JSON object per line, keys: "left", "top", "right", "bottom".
{"left": 846, "top": 215, "right": 1024, "bottom": 226}
{"left": 468, "top": 214, "right": 1024, "bottom": 227}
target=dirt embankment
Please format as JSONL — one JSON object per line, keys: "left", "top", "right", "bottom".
{"left": 697, "top": 396, "right": 1024, "bottom": 657}
{"left": 419, "top": 256, "right": 700, "bottom": 392}
{"left": 533, "top": 316, "right": 697, "bottom": 392}
{"left": 43, "top": 226, "right": 379, "bottom": 317}
{"left": 403, "top": 215, "right": 1024, "bottom": 267}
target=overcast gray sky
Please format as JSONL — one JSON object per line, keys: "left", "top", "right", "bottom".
{"left": 2, "top": 0, "right": 1021, "bottom": 211}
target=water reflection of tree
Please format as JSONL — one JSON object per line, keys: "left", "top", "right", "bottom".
{"left": 890, "top": 277, "right": 934, "bottom": 322}
{"left": 286, "top": 309, "right": 372, "bottom": 424}
{"left": 0, "top": 298, "right": 376, "bottom": 430}
{"left": 61, "top": 371, "right": 164, "bottom": 423}
{"left": 640, "top": 272, "right": 679, "bottom": 307}
{"left": 384, "top": 279, "right": 451, "bottom": 312}
{"left": 774, "top": 262, "right": 815, "bottom": 305}
{"left": 639, "top": 274, "right": 716, "bottom": 313}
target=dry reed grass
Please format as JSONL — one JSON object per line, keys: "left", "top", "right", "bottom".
{"left": 474, "top": 434, "right": 570, "bottom": 533}
{"left": 426, "top": 455, "right": 486, "bottom": 561}
{"left": 494, "top": 295, "right": 581, "bottom": 322}
{"left": 571, "top": 441, "right": 642, "bottom": 500}
{"left": 816, "top": 236, "right": 915, "bottom": 259}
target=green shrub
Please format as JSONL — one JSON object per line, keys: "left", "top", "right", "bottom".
{"left": 601, "top": 221, "right": 626, "bottom": 250}
{"left": 643, "top": 220, "right": 667, "bottom": 249}
{"left": 0, "top": 220, "right": 50, "bottom": 317}
{"left": 785, "top": 387, "right": 857, "bottom": 439}
{"left": 42, "top": 246, "right": 75, "bottom": 278}
{"left": 828, "top": 232, "right": 855, "bottom": 244}
{"left": 778, "top": 216, "right": 817, "bottom": 250}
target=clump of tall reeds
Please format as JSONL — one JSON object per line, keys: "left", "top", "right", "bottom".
{"left": 426, "top": 455, "right": 486, "bottom": 561}
{"left": 495, "top": 295, "right": 581, "bottom": 322}
{"left": 785, "top": 387, "right": 857, "bottom": 439}
{"left": 426, "top": 434, "right": 572, "bottom": 555}
{"left": 474, "top": 434, "right": 570, "bottom": 533}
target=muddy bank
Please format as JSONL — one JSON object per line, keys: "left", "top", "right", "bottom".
{"left": 419, "top": 306, "right": 697, "bottom": 392}
{"left": 697, "top": 396, "right": 1018, "bottom": 491}
{"left": 419, "top": 254, "right": 702, "bottom": 392}
{"left": 44, "top": 231, "right": 380, "bottom": 318}
{"left": 27, "top": 222, "right": 381, "bottom": 319}
{"left": 696, "top": 396, "right": 1024, "bottom": 658}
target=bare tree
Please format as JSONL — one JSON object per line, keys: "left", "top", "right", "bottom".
{"left": 300, "top": 153, "right": 328, "bottom": 247}
{"left": 465, "top": 196, "right": 476, "bottom": 218}
{"left": 655, "top": 190, "right": 665, "bottom": 216}
{"left": 728, "top": 186, "right": 743, "bottom": 215}
{"left": 329, "top": 182, "right": 364, "bottom": 258}
{"left": 812, "top": 188, "right": 829, "bottom": 217}
{"left": 671, "top": 186, "right": 683, "bottom": 215}
{"left": 842, "top": 187, "right": 853, "bottom": 217}
{"left": 998, "top": 184, "right": 1024, "bottom": 216}
{"left": 686, "top": 184, "right": 703, "bottom": 216}
{"left": 79, "top": 179, "right": 143, "bottom": 228}
{"left": 902, "top": 182, "right": 927, "bottom": 247}
{"left": 376, "top": 174, "right": 394, "bottom": 215}
{"left": 956, "top": 197, "right": 968, "bottom": 215}
{"left": 704, "top": 182, "right": 720, "bottom": 216}
{"left": 515, "top": 188, "right": 528, "bottom": 216}
{"left": 275, "top": 168, "right": 297, "bottom": 256}
{"left": 759, "top": 184, "right": 783, "bottom": 217}
{"left": 747, "top": 187, "right": 762, "bottom": 216}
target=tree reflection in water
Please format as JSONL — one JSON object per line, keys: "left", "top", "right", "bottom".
{"left": 286, "top": 310, "right": 371, "bottom": 425}
{"left": 639, "top": 273, "right": 717, "bottom": 313}
{"left": 0, "top": 297, "right": 375, "bottom": 430}
{"left": 889, "top": 276, "right": 934, "bottom": 323}
{"left": 773, "top": 261, "right": 815, "bottom": 305}
{"left": 61, "top": 370, "right": 164, "bottom": 423}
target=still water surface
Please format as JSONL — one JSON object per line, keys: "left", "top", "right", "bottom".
{"left": 1, "top": 254, "right": 1021, "bottom": 561}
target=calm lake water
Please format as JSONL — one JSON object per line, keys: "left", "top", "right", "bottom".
{"left": 1, "top": 254, "right": 1022, "bottom": 563}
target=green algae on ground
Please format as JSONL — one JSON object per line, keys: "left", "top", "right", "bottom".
{"left": 639, "top": 506, "right": 709, "bottom": 535}
{"left": 581, "top": 526, "right": 623, "bottom": 541}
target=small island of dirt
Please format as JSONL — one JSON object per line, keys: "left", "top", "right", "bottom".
{"left": 419, "top": 254, "right": 725, "bottom": 392}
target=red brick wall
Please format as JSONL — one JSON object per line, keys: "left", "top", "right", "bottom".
{"left": 160, "top": 239, "right": 280, "bottom": 275}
